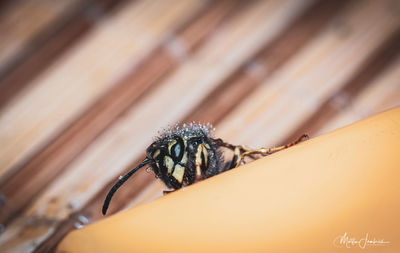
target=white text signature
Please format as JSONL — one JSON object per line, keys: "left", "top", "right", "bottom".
{"left": 333, "top": 232, "right": 390, "bottom": 249}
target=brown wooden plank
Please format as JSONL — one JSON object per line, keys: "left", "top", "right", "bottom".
{"left": 282, "top": 29, "right": 400, "bottom": 144}
{"left": 185, "top": 0, "right": 350, "bottom": 125}
{"left": 0, "top": 0, "right": 81, "bottom": 75}
{"left": 0, "top": 1, "right": 15, "bottom": 15}
{"left": 317, "top": 55, "right": 400, "bottom": 135}
{"left": 0, "top": 0, "right": 129, "bottom": 109}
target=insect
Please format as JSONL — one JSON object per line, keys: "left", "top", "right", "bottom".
{"left": 102, "top": 123, "right": 307, "bottom": 215}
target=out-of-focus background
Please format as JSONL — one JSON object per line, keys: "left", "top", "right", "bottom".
{"left": 0, "top": 0, "right": 399, "bottom": 252}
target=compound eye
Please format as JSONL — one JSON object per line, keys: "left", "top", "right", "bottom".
{"left": 172, "top": 143, "right": 181, "bottom": 158}
{"left": 169, "top": 137, "right": 184, "bottom": 162}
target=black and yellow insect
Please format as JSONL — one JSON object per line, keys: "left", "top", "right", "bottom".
{"left": 102, "top": 123, "right": 307, "bottom": 215}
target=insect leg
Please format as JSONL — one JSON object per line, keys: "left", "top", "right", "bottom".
{"left": 214, "top": 135, "right": 307, "bottom": 170}
{"left": 212, "top": 138, "right": 236, "bottom": 150}
{"left": 228, "top": 134, "right": 308, "bottom": 169}
{"left": 227, "top": 146, "right": 241, "bottom": 169}
{"left": 241, "top": 134, "right": 309, "bottom": 158}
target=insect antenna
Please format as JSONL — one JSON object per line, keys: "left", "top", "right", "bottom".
{"left": 102, "top": 159, "right": 153, "bottom": 215}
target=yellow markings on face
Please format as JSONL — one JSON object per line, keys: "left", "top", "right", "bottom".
{"left": 194, "top": 144, "right": 208, "bottom": 181}
{"left": 164, "top": 155, "right": 174, "bottom": 174}
{"left": 204, "top": 143, "right": 210, "bottom": 149}
{"left": 181, "top": 151, "right": 188, "bottom": 164}
{"left": 172, "top": 164, "right": 185, "bottom": 183}
{"left": 152, "top": 149, "right": 160, "bottom": 159}
{"left": 195, "top": 145, "right": 202, "bottom": 180}
{"left": 168, "top": 139, "right": 177, "bottom": 154}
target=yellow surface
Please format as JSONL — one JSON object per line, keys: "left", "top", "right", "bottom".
{"left": 57, "top": 107, "right": 400, "bottom": 252}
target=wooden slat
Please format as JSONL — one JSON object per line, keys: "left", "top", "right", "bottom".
{"left": 0, "top": 0, "right": 206, "bottom": 182}
{"left": 216, "top": 0, "right": 400, "bottom": 148}
{"left": 0, "top": 0, "right": 128, "bottom": 109}
{"left": 317, "top": 55, "right": 400, "bottom": 135}
{"left": 0, "top": 0, "right": 81, "bottom": 76}
{"left": 0, "top": 1, "right": 14, "bottom": 14}
{"left": 0, "top": 0, "right": 315, "bottom": 252}
{"left": 185, "top": 0, "right": 350, "bottom": 125}
{"left": 283, "top": 29, "right": 400, "bottom": 143}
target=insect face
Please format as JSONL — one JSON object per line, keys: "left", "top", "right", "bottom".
{"left": 146, "top": 133, "right": 220, "bottom": 190}
{"left": 146, "top": 135, "right": 188, "bottom": 189}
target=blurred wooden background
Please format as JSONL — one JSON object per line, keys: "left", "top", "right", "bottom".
{"left": 0, "top": 0, "right": 399, "bottom": 252}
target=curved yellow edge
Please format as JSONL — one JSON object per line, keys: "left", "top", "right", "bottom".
{"left": 57, "top": 107, "right": 400, "bottom": 253}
